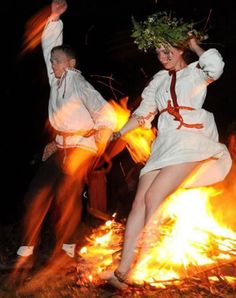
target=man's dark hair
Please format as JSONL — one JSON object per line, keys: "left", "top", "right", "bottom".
{"left": 51, "top": 44, "right": 77, "bottom": 62}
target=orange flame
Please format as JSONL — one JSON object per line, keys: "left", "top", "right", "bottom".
{"left": 21, "top": 5, "right": 51, "bottom": 55}
{"left": 77, "top": 213, "right": 124, "bottom": 285}
{"left": 9, "top": 147, "right": 96, "bottom": 285}
{"left": 131, "top": 187, "right": 236, "bottom": 286}
{"left": 110, "top": 97, "right": 157, "bottom": 164}
{"left": 77, "top": 187, "right": 236, "bottom": 287}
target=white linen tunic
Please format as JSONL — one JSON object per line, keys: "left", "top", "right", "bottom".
{"left": 41, "top": 20, "right": 116, "bottom": 152}
{"left": 133, "top": 49, "right": 232, "bottom": 187}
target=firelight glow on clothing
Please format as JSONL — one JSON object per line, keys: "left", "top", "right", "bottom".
{"left": 133, "top": 49, "right": 232, "bottom": 187}
{"left": 42, "top": 20, "right": 116, "bottom": 151}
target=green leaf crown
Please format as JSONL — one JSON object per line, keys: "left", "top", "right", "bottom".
{"left": 131, "top": 11, "right": 206, "bottom": 52}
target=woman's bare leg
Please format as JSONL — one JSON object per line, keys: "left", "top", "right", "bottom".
{"left": 116, "top": 161, "right": 199, "bottom": 277}
{"left": 116, "top": 170, "right": 159, "bottom": 275}
{"left": 144, "top": 162, "right": 199, "bottom": 224}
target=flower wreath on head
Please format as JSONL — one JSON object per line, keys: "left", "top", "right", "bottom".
{"left": 131, "top": 11, "right": 208, "bottom": 52}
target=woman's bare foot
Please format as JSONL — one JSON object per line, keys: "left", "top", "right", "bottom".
{"left": 100, "top": 269, "right": 128, "bottom": 290}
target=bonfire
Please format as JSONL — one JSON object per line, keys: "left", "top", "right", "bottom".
{"left": 76, "top": 186, "right": 236, "bottom": 297}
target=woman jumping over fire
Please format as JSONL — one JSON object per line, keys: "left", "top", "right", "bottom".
{"left": 101, "top": 11, "right": 232, "bottom": 289}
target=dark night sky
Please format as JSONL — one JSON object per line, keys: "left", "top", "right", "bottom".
{"left": 0, "top": 0, "right": 236, "bottom": 223}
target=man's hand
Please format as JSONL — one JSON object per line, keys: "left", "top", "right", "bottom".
{"left": 42, "top": 141, "right": 58, "bottom": 161}
{"left": 50, "top": 0, "right": 68, "bottom": 21}
{"left": 95, "top": 128, "right": 113, "bottom": 156}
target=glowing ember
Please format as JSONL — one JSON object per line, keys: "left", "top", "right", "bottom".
{"left": 76, "top": 187, "right": 236, "bottom": 287}
{"left": 77, "top": 214, "right": 124, "bottom": 285}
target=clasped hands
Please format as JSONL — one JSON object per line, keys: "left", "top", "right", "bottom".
{"left": 95, "top": 128, "right": 123, "bottom": 155}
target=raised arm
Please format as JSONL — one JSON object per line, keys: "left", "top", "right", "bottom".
{"left": 49, "top": 0, "right": 68, "bottom": 22}
{"left": 41, "top": 0, "right": 67, "bottom": 84}
{"left": 188, "top": 33, "right": 205, "bottom": 57}
{"left": 188, "top": 33, "right": 224, "bottom": 82}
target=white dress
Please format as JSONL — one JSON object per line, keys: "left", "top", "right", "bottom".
{"left": 133, "top": 49, "right": 232, "bottom": 187}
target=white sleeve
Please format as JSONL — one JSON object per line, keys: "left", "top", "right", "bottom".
{"left": 74, "top": 76, "right": 117, "bottom": 131}
{"left": 41, "top": 20, "right": 63, "bottom": 85}
{"left": 198, "top": 48, "right": 225, "bottom": 83}
{"left": 132, "top": 74, "right": 159, "bottom": 129}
